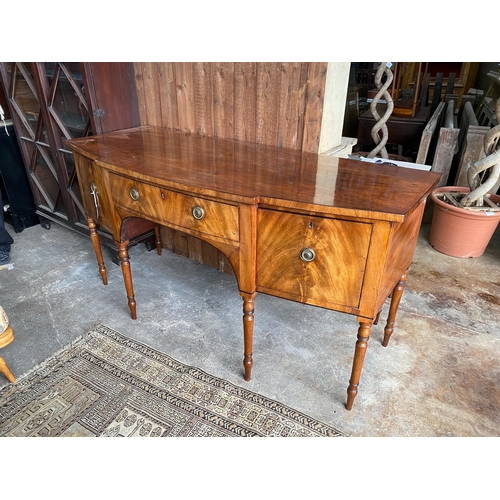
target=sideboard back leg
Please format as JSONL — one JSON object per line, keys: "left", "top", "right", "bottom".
{"left": 383, "top": 269, "right": 408, "bottom": 347}
{"left": 87, "top": 216, "right": 108, "bottom": 285}
{"left": 154, "top": 226, "right": 162, "bottom": 256}
{"left": 241, "top": 292, "right": 257, "bottom": 382}
{"left": 346, "top": 320, "right": 372, "bottom": 410}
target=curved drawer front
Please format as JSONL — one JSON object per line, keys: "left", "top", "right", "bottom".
{"left": 257, "top": 209, "right": 372, "bottom": 309}
{"left": 109, "top": 173, "right": 239, "bottom": 242}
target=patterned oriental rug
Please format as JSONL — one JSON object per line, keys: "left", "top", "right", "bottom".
{"left": 0, "top": 324, "right": 345, "bottom": 437}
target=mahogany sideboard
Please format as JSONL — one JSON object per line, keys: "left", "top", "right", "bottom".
{"left": 66, "top": 126, "right": 441, "bottom": 410}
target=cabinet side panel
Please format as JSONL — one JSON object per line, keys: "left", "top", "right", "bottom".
{"left": 377, "top": 200, "right": 426, "bottom": 309}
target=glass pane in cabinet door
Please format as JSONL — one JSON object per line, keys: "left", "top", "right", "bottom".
{"left": 23, "top": 140, "right": 63, "bottom": 215}
{"left": 9, "top": 63, "right": 40, "bottom": 139}
{"left": 61, "top": 150, "right": 86, "bottom": 224}
{"left": 45, "top": 62, "right": 91, "bottom": 141}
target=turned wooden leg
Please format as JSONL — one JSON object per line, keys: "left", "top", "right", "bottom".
{"left": 373, "top": 309, "right": 382, "bottom": 325}
{"left": 241, "top": 292, "right": 256, "bottom": 382}
{"left": 0, "top": 355, "right": 15, "bottom": 383}
{"left": 383, "top": 270, "right": 408, "bottom": 347}
{"left": 117, "top": 241, "right": 137, "bottom": 320}
{"left": 154, "top": 226, "right": 162, "bottom": 256}
{"left": 346, "top": 321, "right": 372, "bottom": 410}
{"left": 87, "top": 216, "right": 107, "bottom": 285}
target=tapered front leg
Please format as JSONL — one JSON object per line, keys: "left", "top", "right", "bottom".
{"left": 383, "top": 270, "right": 408, "bottom": 347}
{"left": 346, "top": 321, "right": 372, "bottom": 410}
{"left": 87, "top": 216, "right": 107, "bottom": 285}
{"left": 241, "top": 292, "right": 257, "bottom": 381}
{"left": 117, "top": 241, "right": 137, "bottom": 320}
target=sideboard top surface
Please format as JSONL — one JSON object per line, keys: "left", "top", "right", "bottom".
{"left": 67, "top": 126, "right": 441, "bottom": 221}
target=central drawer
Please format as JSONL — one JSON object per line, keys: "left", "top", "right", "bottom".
{"left": 109, "top": 173, "right": 239, "bottom": 242}
{"left": 257, "top": 209, "right": 372, "bottom": 310}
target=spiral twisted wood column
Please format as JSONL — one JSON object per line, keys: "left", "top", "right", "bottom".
{"left": 462, "top": 100, "right": 500, "bottom": 206}
{"left": 368, "top": 62, "right": 394, "bottom": 159}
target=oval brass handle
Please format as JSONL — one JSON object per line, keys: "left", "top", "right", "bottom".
{"left": 299, "top": 248, "right": 316, "bottom": 262}
{"left": 192, "top": 206, "right": 205, "bottom": 220}
{"left": 129, "top": 188, "right": 140, "bottom": 201}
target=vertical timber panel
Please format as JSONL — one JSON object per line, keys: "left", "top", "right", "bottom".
{"left": 213, "top": 62, "right": 235, "bottom": 139}
{"left": 234, "top": 62, "right": 257, "bottom": 144}
{"left": 255, "top": 63, "right": 282, "bottom": 147}
{"left": 277, "top": 62, "right": 307, "bottom": 149}
{"left": 158, "top": 62, "right": 179, "bottom": 130}
{"left": 141, "top": 63, "right": 163, "bottom": 128}
{"left": 193, "top": 62, "right": 214, "bottom": 136}
{"left": 174, "top": 63, "right": 196, "bottom": 133}
{"left": 302, "top": 62, "right": 328, "bottom": 153}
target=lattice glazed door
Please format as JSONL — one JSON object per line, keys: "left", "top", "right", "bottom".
{"left": 0, "top": 61, "right": 153, "bottom": 261}
{"left": 2, "top": 62, "right": 68, "bottom": 226}
{"left": 43, "top": 62, "right": 92, "bottom": 227}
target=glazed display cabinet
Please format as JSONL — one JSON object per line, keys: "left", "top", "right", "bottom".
{"left": 0, "top": 62, "right": 151, "bottom": 261}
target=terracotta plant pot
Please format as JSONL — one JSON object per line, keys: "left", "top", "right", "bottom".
{"left": 429, "top": 186, "right": 500, "bottom": 258}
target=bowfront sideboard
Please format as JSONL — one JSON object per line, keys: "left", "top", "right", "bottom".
{"left": 67, "top": 126, "right": 441, "bottom": 410}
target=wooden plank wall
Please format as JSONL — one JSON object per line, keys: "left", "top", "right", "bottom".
{"left": 133, "top": 62, "right": 329, "bottom": 274}
{"left": 133, "top": 62, "right": 328, "bottom": 152}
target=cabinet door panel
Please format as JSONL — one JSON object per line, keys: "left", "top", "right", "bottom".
{"left": 45, "top": 62, "right": 91, "bottom": 143}
{"left": 73, "top": 154, "right": 113, "bottom": 232}
{"left": 3, "top": 63, "right": 65, "bottom": 217}
{"left": 257, "top": 209, "right": 372, "bottom": 309}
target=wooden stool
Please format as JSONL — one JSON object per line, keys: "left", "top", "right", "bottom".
{"left": 0, "top": 325, "right": 16, "bottom": 383}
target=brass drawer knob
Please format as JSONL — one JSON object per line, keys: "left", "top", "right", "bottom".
{"left": 192, "top": 205, "right": 205, "bottom": 220}
{"left": 299, "top": 247, "right": 316, "bottom": 262}
{"left": 129, "top": 188, "right": 140, "bottom": 201}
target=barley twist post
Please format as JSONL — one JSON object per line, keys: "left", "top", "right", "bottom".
{"left": 368, "top": 62, "right": 394, "bottom": 159}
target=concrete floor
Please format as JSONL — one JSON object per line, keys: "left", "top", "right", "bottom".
{"left": 1, "top": 216, "right": 499, "bottom": 437}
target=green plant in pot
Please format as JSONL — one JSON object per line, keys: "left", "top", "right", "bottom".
{"left": 429, "top": 102, "right": 500, "bottom": 258}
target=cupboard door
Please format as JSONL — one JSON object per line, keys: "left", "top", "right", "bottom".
{"left": 81, "top": 63, "right": 140, "bottom": 134}
{"left": 3, "top": 63, "right": 67, "bottom": 221}
{"left": 43, "top": 62, "right": 92, "bottom": 227}
{"left": 257, "top": 209, "right": 372, "bottom": 310}
{"left": 73, "top": 154, "right": 114, "bottom": 233}
{"left": 44, "top": 63, "right": 91, "bottom": 142}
